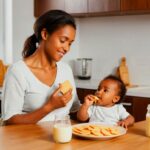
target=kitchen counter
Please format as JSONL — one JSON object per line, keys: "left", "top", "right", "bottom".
{"left": 75, "top": 78, "right": 150, "bottom": 98}
{"left": 127, "top": 86, "right": 150, "bottom": 98}
{"left": 0, "top": 120, "right": 149, "bottom": 150}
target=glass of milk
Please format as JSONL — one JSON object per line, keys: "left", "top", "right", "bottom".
{"left": 146, "top": 104, "right": 150, "bottom": 137}
{"left": 53, "top": 115, "right": 72, "bottom": 143}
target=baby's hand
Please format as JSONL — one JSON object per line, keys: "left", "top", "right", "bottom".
{"left": 117, "top": 120, "right": 128, "bottom": 129}
{"left": 84, "top": 95, "right": 95, "bottom": 106}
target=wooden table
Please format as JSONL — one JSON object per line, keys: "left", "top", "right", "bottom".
{"left": 0, "top": 121, "right": 150, "bottom": 150}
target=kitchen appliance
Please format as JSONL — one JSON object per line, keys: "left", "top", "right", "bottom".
{"left": 75, "top": 58, "right": 92, "bottom": 80}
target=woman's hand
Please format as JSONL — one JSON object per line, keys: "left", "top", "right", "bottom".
{"left": 44, "top": 86, "right": 72, "bottom": 112}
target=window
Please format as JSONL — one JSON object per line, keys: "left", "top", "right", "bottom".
{"left": 0, "top": 0, "right": 4, "bottom": 59}
{"left": 0, "top": 0, "right": 13, "bottom": 64}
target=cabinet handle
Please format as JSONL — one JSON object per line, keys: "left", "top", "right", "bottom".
{"left": 121, "top": 102, "right": 132, "bottom": 106}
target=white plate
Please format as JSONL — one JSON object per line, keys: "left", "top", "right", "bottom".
{"left": 72, "top": 123, "right": 127, "bottom": 140}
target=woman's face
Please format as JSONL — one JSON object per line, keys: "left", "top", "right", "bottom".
{"left": 95, "top": 79, "right": 120, "bottom": 107}
{"left": 43, "top": 25, "right": 76, "bottom": 62}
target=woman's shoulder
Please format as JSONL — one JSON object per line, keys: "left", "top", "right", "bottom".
{"left": 56, "top": 61, "right": 74, "bottom": 82}
{"left": 57, "top": 61, "right": 70, "bottom": 67}
{"left": 6, "top": 60, "right": 26, "bottom": 76}
{"left": 57, "top": 61, "right": 72, "bottom": 71}
{"left": 9, "top": 60, "right": 25, "bottom": 70}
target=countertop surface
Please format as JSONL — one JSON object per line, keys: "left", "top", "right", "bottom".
{"left": 0, "top": 120, "right": 149, "bottom": 150}
{"left": 75, "top": 78, "right": 150, "bottom": 98}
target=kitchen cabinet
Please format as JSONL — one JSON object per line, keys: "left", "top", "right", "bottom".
{"left": 34, "top": 0, "right": 150, "bottom": 17}
{"left": 124, "top": 96, "right": 150, "bottom": 122}
{"left": 88, "top": 0, "right": 120, "bottom": 14}
{"left": 148, "top": 0, "right": 150, "bottom": 8}
{"left": 34, "top": 0, "right": 120, "bottom": 17}
{"left": 65, "top": 0, "right": 87, "bottom": 15}
{"left": 121, "top": 0, "right": 150, "bottom": 13}
{"left": 34, "top": 0, "right": 87, "bottom": 17}
{"left": 77, "top": 88, "right": 150, "bottom": 122}
{"left": 34, "top": 0, "right": 65, "bottom": 17}
{"left": 77, "top": 88, "right": 96, "bottom": 104}
{"left": 121, "top": 0, "right": 147, "bottom": 11}
{"left": 147, "top": 0, "right": 150, "bottom": 9}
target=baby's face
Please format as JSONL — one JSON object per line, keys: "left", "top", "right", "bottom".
{"left": 95, "top": 79, "right": 120, "bottom": 107}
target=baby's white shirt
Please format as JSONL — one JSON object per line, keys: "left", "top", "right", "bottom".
{"left": 88, "top": 104, "right": 130, "bottom": 125}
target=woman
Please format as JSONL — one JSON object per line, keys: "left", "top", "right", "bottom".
{"left": 2, "top": 10, "right": 80, "bottom": 125}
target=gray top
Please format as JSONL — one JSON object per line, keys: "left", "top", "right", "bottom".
{"left": 2, "top": 60, "right": 80, "bottom": 122}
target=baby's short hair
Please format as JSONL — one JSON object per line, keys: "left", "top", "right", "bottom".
{"left": 102, "top": 75, "right": 127, "bottom": 103}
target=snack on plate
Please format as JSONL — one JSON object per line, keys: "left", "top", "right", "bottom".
{"left": 60, "top": 80, "right": 73, "bottom": 94}
{"left": 73, "top": 124, "right": 120, "bottom": 137}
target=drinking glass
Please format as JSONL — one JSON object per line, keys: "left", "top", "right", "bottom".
{"left": 53, "top": 115, "right": 72, "bottom": 143}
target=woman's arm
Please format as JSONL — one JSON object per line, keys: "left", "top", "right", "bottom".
{"left": 5, "top": 105, "right": 54, "bottom": 125}
{"left": 4, "top": 87, "right": 72, "bottom": 125}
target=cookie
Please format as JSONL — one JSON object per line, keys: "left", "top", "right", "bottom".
{"left": 60, "top": 80, "right": 73, "bottom": 94}
{"left": 92, "top": 95, "right": 99, "bottom": 103}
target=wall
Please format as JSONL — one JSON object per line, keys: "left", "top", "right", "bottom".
{"left": 0, "top": 0, "right": 3, "bottom": 59}
{"left": 13, "top": 0, "right": 35, "bottom": 62}
{"left": 0, "top": 0, "right": 13, "bottom": 64}
{"left": 12, "top": 0, "right": 150, "bottom": 86}
{"left": 78, "top": 15, "right": 150, "bottom": 86}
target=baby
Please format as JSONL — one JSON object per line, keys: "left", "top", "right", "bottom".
{"left": 77, "top": 75, "right": 135, "bottom": 129}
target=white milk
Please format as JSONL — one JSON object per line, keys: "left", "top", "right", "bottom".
{"left": 146, "top": 104, "right": 150, "bottom": 137}
{"left": 53, "top": 124, "right": 72, "bottom": 143}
